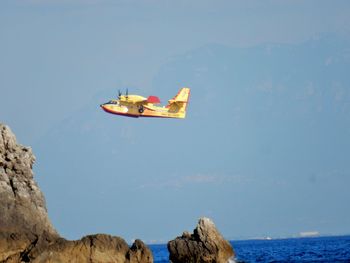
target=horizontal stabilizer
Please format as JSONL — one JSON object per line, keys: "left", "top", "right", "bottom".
{"left": 168, "top": 87, "right": 190, "bottom": 104}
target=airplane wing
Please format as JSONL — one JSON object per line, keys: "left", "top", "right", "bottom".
{"left": 121, "top": 95, "right": 147, "bottom": 104}
{"left": 122, "top": 95, "right": 161, "bottom": 104}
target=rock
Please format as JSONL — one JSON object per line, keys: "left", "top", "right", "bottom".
{"left": 168, "top": 217, "right": 235, "bottom": 263}
{"left": 126, "top": 239, "right": 154, "bottom": 263}
{"left": 0, "top": 123, "right": 154, "bottom": 262}
{"left": 32, "top": 235, "right": 153, "bottom": 263}
{"left": 0, "top": 124, "right": 58, "bottom": 262}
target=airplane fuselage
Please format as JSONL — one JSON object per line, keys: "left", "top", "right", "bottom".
{"left": 101, "top": 101, "right": 185, "bottom": 118}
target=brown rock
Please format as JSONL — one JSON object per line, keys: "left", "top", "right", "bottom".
{"left": 168, "top": 217, "right": 235, "bottom": 263}
{"left": 32, "top": 234, "right": 152, "bottom": 263}
{"left": 126, "top": 239, "right": 153, "bottom": 263}
{"left": 0, "top": 124, "right": 58, "bottom": 261}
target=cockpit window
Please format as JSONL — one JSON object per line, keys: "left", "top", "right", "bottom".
{"left": 108, "top": 100, "right": 118, "bottom": 105}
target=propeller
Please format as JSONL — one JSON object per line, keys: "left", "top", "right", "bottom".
{"left": 118, "top": 90, "right": 122, "bottom": 99}
{"left": 126, "top": 88, "right": 129, "bottom": 100}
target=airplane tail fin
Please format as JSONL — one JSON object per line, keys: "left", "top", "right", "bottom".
{"left": 166, "top": 87, "right": 190, "bottom": 118}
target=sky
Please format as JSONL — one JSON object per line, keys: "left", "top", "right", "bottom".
{"left": 1, "top": 0, "right": 350, "bottom": 243}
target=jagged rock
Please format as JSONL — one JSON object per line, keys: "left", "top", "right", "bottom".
{"left": 168, "top": 217, "right": 235, "bottom": 263}
{"left": 0, "top": 124, "right": 153, "bottom": 262}
{"left": 32, "top": 235, "right": 153, "bottom": 263}
{"left": 126, "top": 239, "right": 153, "bottom": 263}
{"left": 0, "top": 124, "right": 58, "bottom": 262}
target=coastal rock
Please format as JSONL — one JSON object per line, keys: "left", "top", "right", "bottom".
{"left": 0, "top": 124, "right": 58, "bottom": 262}
{"left": 126, "top": 239, "right": 153, "bottom": 263}
{"left": 0, "top": 123, "right": 153, "bottom": 262}
{"left": 32, "top": 235, "right": 153, "bottom": 263}
{"left": 168, "top": 217, "right": 234, "bottom": 263}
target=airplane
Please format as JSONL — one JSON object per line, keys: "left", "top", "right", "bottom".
{"left": 100, "top": 87, "right": 190, "bottom": 119}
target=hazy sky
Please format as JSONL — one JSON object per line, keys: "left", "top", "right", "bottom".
{"left": 1, "top": 0, "right": 350, "bottom": 142}
{"left": 1, "top": 0, "right": 350, "bottom": 242}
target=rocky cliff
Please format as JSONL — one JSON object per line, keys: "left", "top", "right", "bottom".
{"left": 0, "top": 124, "right": 59, "bottom": 262}
{"left": 0, "top": 124, "right": 153, "bottom": 263}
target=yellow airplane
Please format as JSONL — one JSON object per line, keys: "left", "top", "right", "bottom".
{"left": 100, "top": 87, "right": 190, "bottom": 118}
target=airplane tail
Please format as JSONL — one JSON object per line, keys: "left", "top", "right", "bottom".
{"left": 166, "top": 87, "right": 190, "bottom": 118}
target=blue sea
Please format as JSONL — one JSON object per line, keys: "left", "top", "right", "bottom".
{"left": 150, "top": 235, "right": 350, "bottom": 262}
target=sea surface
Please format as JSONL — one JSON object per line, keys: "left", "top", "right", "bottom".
{"left": 149, "top": 235, "right": 350, "bottom": 262}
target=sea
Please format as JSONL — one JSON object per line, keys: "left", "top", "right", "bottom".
{"left": 149, "top": 235, "right": 350, "bottom": 262}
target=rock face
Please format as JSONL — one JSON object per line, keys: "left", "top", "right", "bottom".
{"left": 32, "top": 235, "right": 152, "bottom": 263}
{"left": 0, "top": 124, "right": 58, "bottom": 262}
{"left": 168, "top": 217, "right": 235, "bottom": 263}
{"left": 0, "top": 124, "right": 153, "bottom": 263}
